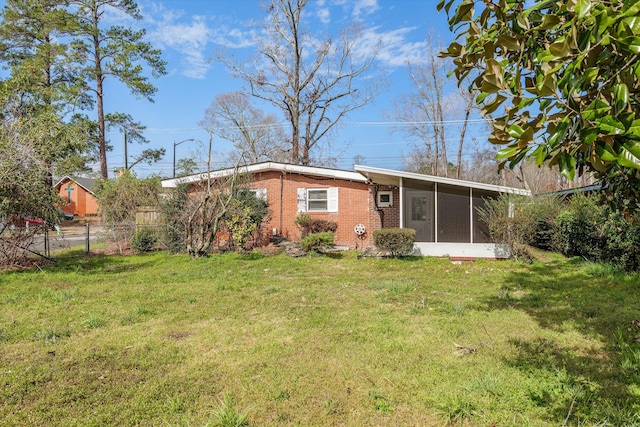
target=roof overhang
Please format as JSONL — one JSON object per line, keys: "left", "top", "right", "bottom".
{"left": 355, "top": 165, "right": 531, "bottom": 196}
{"left": 161, "top": 161, "right": 367, "bottom": 188}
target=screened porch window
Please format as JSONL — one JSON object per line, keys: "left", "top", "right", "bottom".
{"left": 437, "top": 184, "right": 471, "bottom": 243}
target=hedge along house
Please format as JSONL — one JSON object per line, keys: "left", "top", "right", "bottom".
{"left": 161, "top": 162, "right": 374, "bottom": 249}
{"left": 355, "top": 165, "right": 532, "bottom": 259}
{"left": 54, "top": 176, "right": 99, "bottom": 218}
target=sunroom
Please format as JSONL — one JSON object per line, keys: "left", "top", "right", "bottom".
{"left": 355, "top": 165, "right": 531, "bottom": 259}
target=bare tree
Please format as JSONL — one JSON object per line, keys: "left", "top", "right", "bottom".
{"left": 202, "top": 92, "right": 288, "bottom": 164}
{"left": 391, "top": 34, "right": 476, "bottom": 177}
{"left": 219, "top": 0, "right": 381, "bottom": 166}
{"left": 185, "top": 114, "right": 245, "bottom": 257}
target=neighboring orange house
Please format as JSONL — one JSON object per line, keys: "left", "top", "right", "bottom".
{"left": 54, "top": 176, "right": 99, "bottom": 218}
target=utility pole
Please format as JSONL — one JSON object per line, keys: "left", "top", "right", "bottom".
{"left": 173, "top": 138, "right": 195, "bottom": 178}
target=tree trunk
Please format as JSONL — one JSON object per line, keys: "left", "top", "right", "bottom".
{"left": 92, "top": 4, "right": 108, "bottom": 180}
{"left": 457, "top": 105, "right": 472, "bottom": 179}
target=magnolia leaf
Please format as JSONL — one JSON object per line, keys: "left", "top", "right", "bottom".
{"left": 496, "top": 145, "right": 520, "bottom": 159}
{"left": 532, "top": 145, "right": 548, "bottom": 165}
{"left": 596, "top": 115, "right": 626, "bottom": 135}
{"left": 625, "top": 119, "right": 640, "bottom": 138}
{"left": 580, "top": 127, "right": 598, "bottom": 145}
{"left": 508, "top": 124, "right": 525, "bottom": 139}
{"left": 622, "top": 0, "right": 640, "bottom": 17}
{"left": 624, "top": 141, "right": 640, "bottom": 159}
{"left": 620, "top": 36, "right": 640, "bottom": 54}
{"left": 497, "top": 35, "right": 520, "bottom": 51}
{"left": 557, "top": 152, "right": 576, "bottom": 181}
{"left": 576, "top": 0, "right": 592, "bottom": 19}
{"left": 614, "top": 83, "right": 629, "bottom": 114}
{"left": 539, "top": 14, "right": 561, "bottom": 30}
{"left": 536, "top": 73, "right": 556, "bottom": 97}
{"left": 481, "top": 94, "right": 507, "bottom": 115}
{"left": 595, "top": 141, "right": 619, "bottom": 162}
{"left": 451, "top": 0, "right": 474, "bottom": 26}
{"left": 618, "top": 146, "right": 640, "bottom": 169}
{"left": 548, "top": 120, "right": 570, "bottom": 147}
{"left": 582, "top": 98, "right": 610, "bottom": 121}
{"left": 549, "top": 39, "right": 571, "bottom": 58}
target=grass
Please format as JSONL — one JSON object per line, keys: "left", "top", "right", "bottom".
{"left": 1, "top": 250, "right": 639, "bottom": 426}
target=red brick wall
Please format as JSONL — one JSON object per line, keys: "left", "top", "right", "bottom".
{"left": 247, "top": 171, "right": 374, "bottom": 249}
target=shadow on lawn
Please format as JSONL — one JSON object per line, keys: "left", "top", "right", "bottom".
{"left": 22, "top": 253, "right": 160, "bottom": 276}
{"left": 483, "top": 259, "right": 640, "bottom": 424}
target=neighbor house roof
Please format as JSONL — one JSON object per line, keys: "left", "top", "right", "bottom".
{"left": 53, "top": 176, "right": 97, "bottom": 194}
{"left": 354, "top": 165, "right": 532, "bottom": 196}
{"left": 161, "top": 161, "right": 367, "bottom": 188}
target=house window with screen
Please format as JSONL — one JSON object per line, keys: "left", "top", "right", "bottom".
{"left": 308, "top": 189, "right": 328, "bottom": 211}
{"left": 298, "top": 187, "right": 338, "bottom": 213}
{"left": 377, "top": 191, "right": 393, "bottom": 207}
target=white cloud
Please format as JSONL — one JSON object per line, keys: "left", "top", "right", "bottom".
{"left": 148, "top": 14, "right": 213, "bottom": 79}
{"left": 212, "top": 27, "right": 259, "bottom": 49}
{"left": 317, "top": 8, "right": 331, "bottom": 24}
{"left": 356, "top": 26, "right": 430, "bottom": 67}
{"left": 353, "top": 0, "right": 380, "bottom": 17}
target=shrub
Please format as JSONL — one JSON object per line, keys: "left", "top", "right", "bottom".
{"left": 601, "top": 211, "right": 640, "bottom": 271}
{"left": 552, "top": 194, "right": 603, "bottom": 261}
{"left": 132, "top": 227, "right": 158, "bottom": 252}
{"left": 225, "top": 190, "right": 269, "bottom": 251}
{"left": 300, "top": 232, "right": 335, "bottom": 252}
{"left": 294, "top": 213, "right": 337, "bottom": 238}
{"left": 476, "top": 195, "right": 536, "bottom": 261}
{"left": 527, "top": 195, "right": 563, "bottom": 250}
{"left": 373, "top": 228, "right": 416, "bottom": 256}
{"left": 161, "top": 183, "right": 189, "bottom": 254}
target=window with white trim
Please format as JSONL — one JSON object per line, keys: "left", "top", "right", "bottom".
{"left": 377, "top": 191, "right": 393, "bottom": 207}
{"left": 297, "top": 187, "right": 338, "bottom": 212}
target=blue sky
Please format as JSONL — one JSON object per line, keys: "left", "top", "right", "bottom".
{"left": 3, "top": 0, "right": 492, "bottom": 177}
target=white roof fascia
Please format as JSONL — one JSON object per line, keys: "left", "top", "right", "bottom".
{"left": 161, "top": 162, "right": 367, "bottom": 188}
{"left": 355, "top": 165, "right": 531, "bottom": 196}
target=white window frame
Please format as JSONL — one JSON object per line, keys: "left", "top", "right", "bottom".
{"left": 297, "top": 187, "right": 338, "bottom": 213}
{"left": 377, "top": 191, "right": 393, "bottom": 207}
{"left": 307, "top": 188, "right": 329, "bottom": 211}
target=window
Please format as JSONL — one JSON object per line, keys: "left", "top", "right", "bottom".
{"left": 377, "top": 191, "right": 393, "bottom": 207}
{"left": 237, "top": 188, "right": 267, "bottom": 201}
{"left": 297, "top": 188, "right": 338, "bottom": 212}
{"left": 308, "top": 189, "right": 328, "bottom": 211}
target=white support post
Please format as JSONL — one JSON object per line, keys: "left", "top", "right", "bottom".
{"left": 434, "top": 182, "right": 438, "bottom": 243}
{"left": 399, "top": 177, "right": 404, "bottom": 228}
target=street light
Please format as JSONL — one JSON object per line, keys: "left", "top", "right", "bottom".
{"left": 173, "top": 138, "right": 195, "bottom": 178}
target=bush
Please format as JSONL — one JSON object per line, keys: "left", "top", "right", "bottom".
{"left": 373, "top": 228, "right": 416, "bottom": 256}
{"left": 161, "top": 184, "right": 189, "bottom": 254}
{"left": 294, "top": 214, "right": 337, "bottom": 238}
{"left": 601, "top": 211, "right": 640, "bottom": 271}
{"left": 552, "top": 194, "right": 603, "bottom": 261}
{"left": 225, "top": 190, "right": 269, "bottom": 251}
{"left": 132, "top": 227, "right": 158, "bottom": 252}
{"left": 476, "top": 194, "right": 536, "bottom": 261}
{"left": 300, "top": 232, "right": 335, "bottom": 252}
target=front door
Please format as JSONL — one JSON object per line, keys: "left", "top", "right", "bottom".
{"left": 404, "top": 189, "right": 434, "bottom": 242}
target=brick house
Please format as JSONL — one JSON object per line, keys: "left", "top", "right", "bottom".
{"left": 161, "top": 162, "right": 530, "bottom": 258}
{"left": 54, "top": 176, "right": 99, "bottom": 218}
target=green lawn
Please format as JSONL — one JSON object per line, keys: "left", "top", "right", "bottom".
{"left": 1, "top": 251, "right": 639, "bottom": 426}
